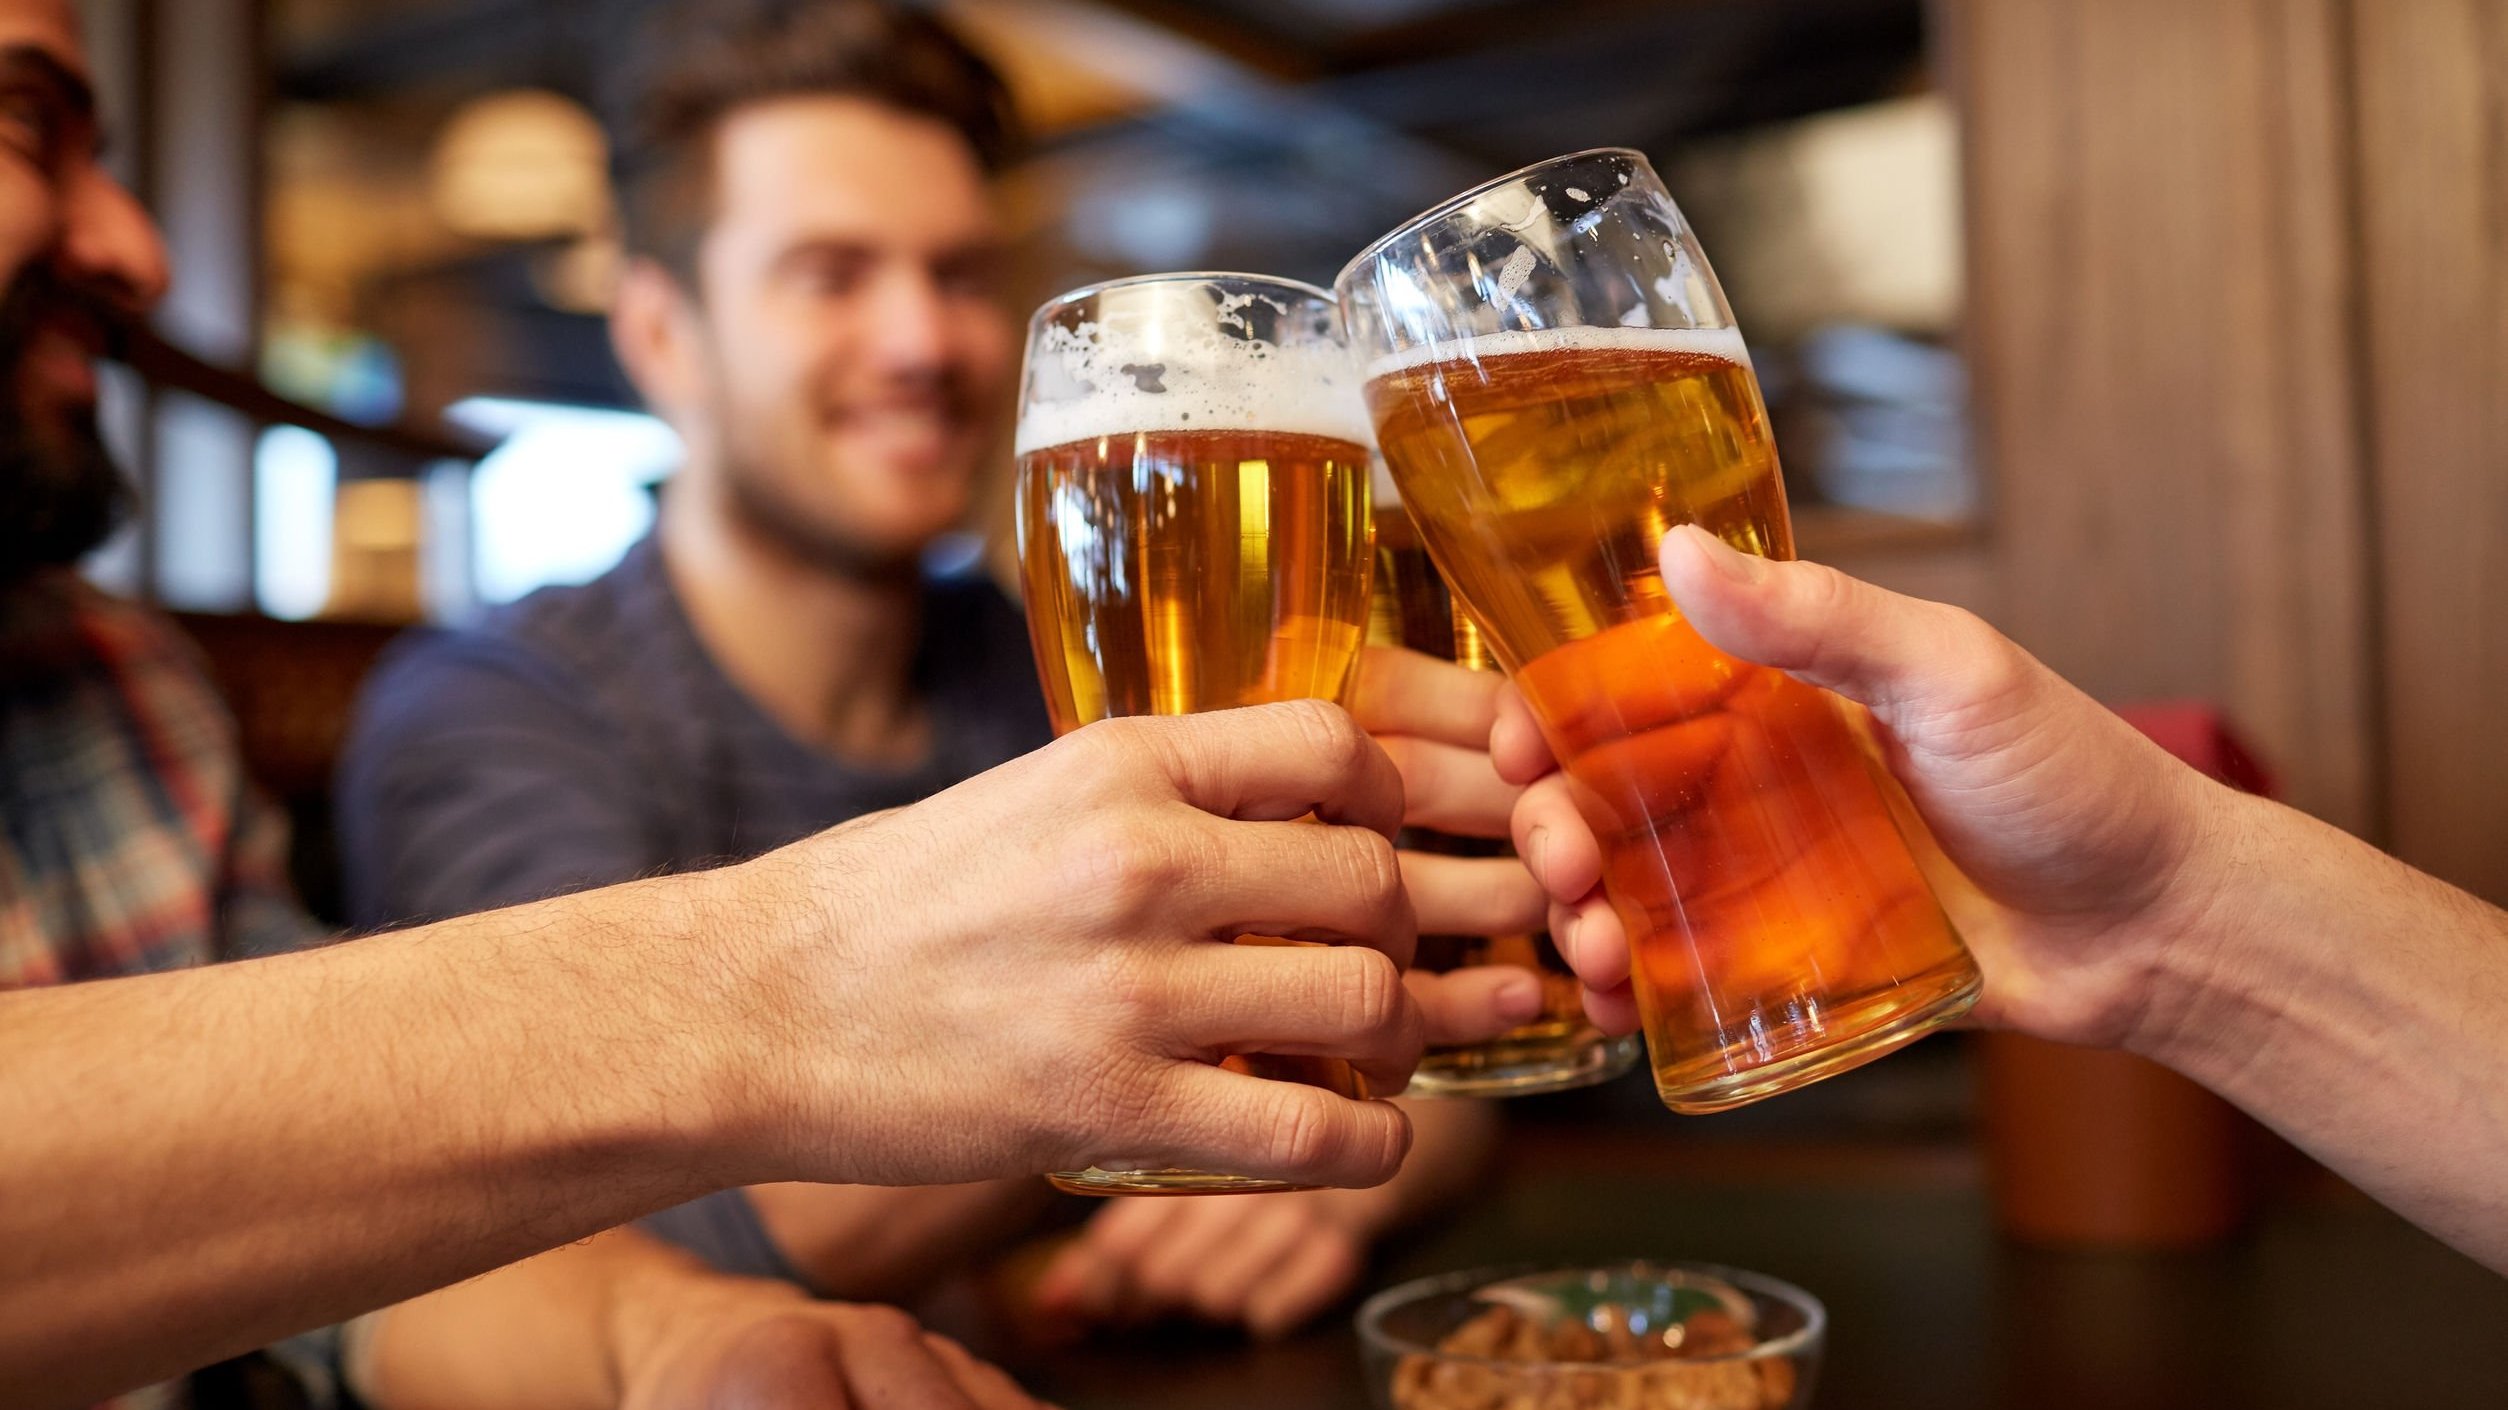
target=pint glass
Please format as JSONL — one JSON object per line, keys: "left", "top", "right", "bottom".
{"left": 1338, "top": 150, "right": 1982, "bottom": 1114}
{"left": 1371, "top": 493, "right": 1644, "bottom": 1096}
{"left": 1015, "top": 272, "right": 1376, "bottom": 1193}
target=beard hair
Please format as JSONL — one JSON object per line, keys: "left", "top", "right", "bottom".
{"left": 0, "top": 269, "right": 131, "bottom": 587}
{"left": 717, "top": 458, "right": 922, "bottom": 583}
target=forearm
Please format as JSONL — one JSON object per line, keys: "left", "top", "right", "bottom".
{"left": 2137, "top": 791, "right": 2508, "bottom": 1269}
{"left": 0, "top": 871, "right": 763, "bottom": 1408}
{"left": 356, "top": 1228, "right": 735, "bottom": 1410}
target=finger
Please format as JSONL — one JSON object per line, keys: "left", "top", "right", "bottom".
{"left": 686, "top": 1315, "right": 859, "bottom": 1410}
{"left": 1511, "top": 773, "right": 1603, "bottom": 904}
{"left": 1405, "top": 966, "right": 1545, "bottom": 1047}
{"left": 1034, "top": 1216, "right": 1154, "bottom": 1321}
{"left": 1242, "top": 1231, "right": 1363, "bottom": 1339}
{"left": 1168, "top": 942, "right": 1423, "bottom": 1097}
{"left": 1583, "top": 979, "right": 1643, "bottom": 1036}
{"left": 1130, "top": 1065, "right": 1414, "bottom": 1189}
{"left": 1185, "top": 1198, "right": 1312, "bottom": 1324}
{"left": 921, "top": 1333, "right": 1050, "bottom": 1410}
{"left": 1126, "top": 1196, "right": 1261, "bottom": 1312}
{"left": 826, "top": 1308, "right": 983, "bottom": 1410}
{"left": 1179, "top": 817, "right": 1417, "bottom": 967}
{"left": 1550, "top": 892, "right": 1631, "bottom": 992}
{"left": 1399, "top": 849, "right": 1546, "bottom": 938}
{"left": 1489, "top": 683, "right": 1558, "bottom": 787}
{"left": 1100, "top": 700, "right": 1405, "bottom": 838}
{"left": 1376, "top": 735, "right": 1522, "bottom": 837}
{"left": 1656, "top": 524, "right": 2000, "bottom": 723}
{"left": 1351, "top": 645, "right": 1504, "bottom": 749}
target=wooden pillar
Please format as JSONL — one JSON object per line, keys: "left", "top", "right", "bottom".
{"left": 1944, "top": 0, "right": 2376, "bottom": 837}
{"left": 2352, "top": 1, "right": 2508, "bottom": 904}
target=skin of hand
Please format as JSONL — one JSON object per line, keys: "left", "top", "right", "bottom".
{"left": 1352, "top": 644, "right": 1554, "bottom": 1046}
{"left": 1498, "top": 524, "right": 2238, "bottom": 1052}
{"left": 1506, "top": 525, "right": 2508, "bottom": 1271}
{"left": 0, "top": 701, "right": 1431, "bottom": 1407}
{"left": 1025, "top": 1095, "right": 1499, "bottom": 1340}
{"left": 744, "top": 646, "right": 1540, "bottom": 1310}
{"left": 719, "top": 698, "right": 1430, "bottom": 1191}
{"left": 357, "top": 1228, "right": 1045, "bottom": 1410}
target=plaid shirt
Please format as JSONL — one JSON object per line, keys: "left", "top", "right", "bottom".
{"left": 0, "top": 571, "right": 325, "bottom": 1410}
{"left": 1, "top": 571, "right": 317, "bottom": 987}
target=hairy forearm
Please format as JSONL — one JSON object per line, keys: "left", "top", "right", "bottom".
{"left": 0, "top": 871, "right": 761, "bottom": 1408}
{"left": 2138, "top": 792, "right": 2508, "bottom": 1270}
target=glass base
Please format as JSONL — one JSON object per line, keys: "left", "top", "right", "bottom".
{"left": 1650, "top": 962, "right": 1981, "bottom": 1115}
{"left": 1046, "top": 1167, "right": 1317, "bottom": 1197}
{"left": 1407, "top": 1029, "right": 1644, "bottom": 1098}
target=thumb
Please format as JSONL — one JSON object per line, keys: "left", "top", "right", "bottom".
{"left": 1656, "top": 525, "right": 1999, "bottom": 727}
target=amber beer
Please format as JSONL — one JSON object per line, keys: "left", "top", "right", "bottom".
{"left": 1370, "top": 505, "right": 1643, "bottom": 1095}
{"left": 1015, "top": 273, "right": 1378, "bottom": 1194}
{"left": 1020, "top": 429, "right": 1374, "bottom": 729}
{"left": 1365, "top": 327, "right": 1979, "bottom": 1112}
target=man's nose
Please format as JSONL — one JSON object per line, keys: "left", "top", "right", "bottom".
{"left": 862, "top": 267, "right": 954, "bottom": 374}
{"left": 55, "top": 165, "right": 171, "bottom": 318}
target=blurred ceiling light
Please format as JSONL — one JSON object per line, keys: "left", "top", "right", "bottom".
{"left": 429, "top": 89, "right": 610, "bottom": 242}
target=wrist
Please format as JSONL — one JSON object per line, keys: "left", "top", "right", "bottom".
{"left": 2120, "top": 783, "right": 2291, "bottom": 1070}
{"left": 668, "top": 844, "right": 866, "bottom": 1188}
{"left": 601, "top": 1248, "right": 806, "bottom": 1398}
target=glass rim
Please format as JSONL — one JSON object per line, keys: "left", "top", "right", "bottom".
{"left": 1026, "top": 269, "right": 1338, "bottom": 336}
{"left": 1354, "top": 1260, "right": 1827, "bottom": 1369}
{"left": 1333, "top": 146, "right": 1652, "bottom": 296}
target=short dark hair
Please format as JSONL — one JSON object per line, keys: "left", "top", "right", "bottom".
{"left": 607, "top": 0, "right": 1019, "bottom": 285}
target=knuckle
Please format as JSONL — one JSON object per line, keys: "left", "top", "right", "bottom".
{"left": 1336, "top": 947, "right": 1406, "bottom": 1039}
{"left": 1343, "top": 829, "right": 1405, "bottom": 907}
{"left": 1263, "top": 1088, "right": 1343, "bottom": 1174}
{"left": 1280, "top": 697, "right": 1370, "bottom": 771}
{"left": 1065, "top": 815, "right": 1186, "bottom": 915}
{"left": 841, "top": 1303, "right": 922, "bottom": 1343}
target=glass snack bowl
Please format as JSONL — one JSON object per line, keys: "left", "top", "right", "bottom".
{"left": 1357, "top": 1261, "right": 1825, "bottom": 1410}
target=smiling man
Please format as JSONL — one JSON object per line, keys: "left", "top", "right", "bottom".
{"left": 0, "top": 3, "right": 1535, "bottom": 1406}
{"left": 335, "top": 0, "right": 1533, "bottom": 1387}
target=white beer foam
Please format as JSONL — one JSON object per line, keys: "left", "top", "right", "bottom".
{"left": 1362, "top": 324, "right": 1753, "bottom": 382}
{"left": 1016, "top": 315, "right": 1373, "bottom": 455}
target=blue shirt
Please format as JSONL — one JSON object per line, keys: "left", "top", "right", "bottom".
{"left": 337, "top": 534, "right": 1053, "bottom": 1284}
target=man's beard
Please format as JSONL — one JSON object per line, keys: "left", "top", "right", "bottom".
{"left": 0, "top": 269, "right": 130, "bottom": 587}
{"left": 716, "top": 454, "right": 925, "bottom": 583}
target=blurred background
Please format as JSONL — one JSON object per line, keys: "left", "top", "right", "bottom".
{"left": 71, "top": 0, "right": 2508, "bottom": 1402}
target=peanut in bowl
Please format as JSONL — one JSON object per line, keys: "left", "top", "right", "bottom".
{"left": 1356, "top": 1262, "right": 1825, "bottom": 1410}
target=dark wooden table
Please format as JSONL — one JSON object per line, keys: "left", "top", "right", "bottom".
{"left": 958, "top": 1121, "right": 2508, "bottom": 1409}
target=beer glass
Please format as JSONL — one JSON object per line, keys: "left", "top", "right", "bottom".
{"left": 1337, "top": 150, "right": 1982, "bottom": 1114}
{"left": 1371, "top": 483, "right": 1644, "bottom": 1096}
{"left": 1015, "top": 272, "right": 1377, "bottom": 1194}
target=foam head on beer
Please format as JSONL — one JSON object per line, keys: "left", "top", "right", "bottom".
{"left": 1014, "top": 283, "right": 1371, "bottom": 457}
{"left": 1013, "top": 274, "right": 1377, "bottom": 737}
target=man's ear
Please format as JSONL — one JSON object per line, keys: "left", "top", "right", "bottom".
{"left": 610, "top": 257, "right": 706, "bottom": 419}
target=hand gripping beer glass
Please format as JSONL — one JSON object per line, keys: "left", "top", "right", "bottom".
{"left": 1337, "top": 150, "right": 1983, "bottom": 1114}
{"left": 1015, "top": 273, "right": 1378, "bottom": 1194}
{"left": 1371, "top": 483, "right": 1645, "bottom": 1096}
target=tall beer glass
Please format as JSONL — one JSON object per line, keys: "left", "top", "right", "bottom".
{"left": 1016, "top": 272, "right": 1377, "bottom": 1194}
{"left": 1372, "top": 485, "right": 1645, "bottom": 1096}
{"left": 1337, "top": 150, "right": 1982, "bottom": 1114}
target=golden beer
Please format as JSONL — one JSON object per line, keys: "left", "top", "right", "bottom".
{"left": 1020, "top": 429, "right": 1375, "bottom": 731}
{"left": 1365, "top": 328, "right": 1979, "bottom": 1113}
{"left": 1015, "top": 273, "right": 1380, "bottom": 1194}
{"left": 1370, "top": 505, "right": 1643, "bottom": 1095}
